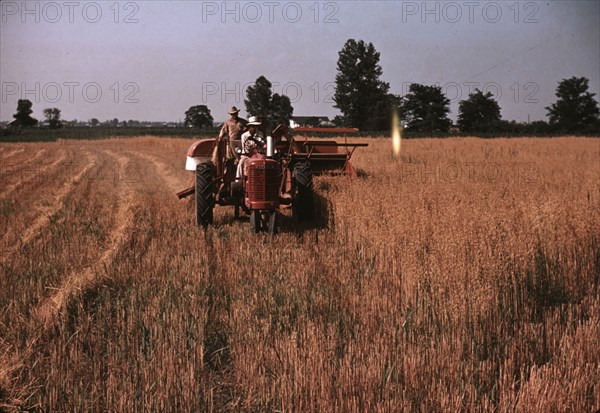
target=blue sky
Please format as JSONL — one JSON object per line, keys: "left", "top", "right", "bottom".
{"left": 1, "top": 1, "right": 599, "bottom": 123}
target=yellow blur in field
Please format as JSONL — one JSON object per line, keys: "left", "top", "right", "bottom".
{"left": 392, "top": 108, "right": 402, "bottom": 159}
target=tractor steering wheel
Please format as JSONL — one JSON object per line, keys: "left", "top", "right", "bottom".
{"left": 248, "top": 136, "right": 263, "bottom": 146}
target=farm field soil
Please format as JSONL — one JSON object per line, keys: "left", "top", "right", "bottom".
{"left": 0, "top": 136, "right": 599, "bottom": 412}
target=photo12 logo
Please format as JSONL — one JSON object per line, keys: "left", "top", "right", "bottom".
{"left": 400, "top": 161, "right": 540, "bottom": 185}
{"left": 200, "top": 1, "right": 339, "bottom": 23}
{"left": 201, "top": 81, "right": 335, "bottom": 104}
{"left": 1, "top": 1, "right": 140, "bottom": 24}
{"left": 401, "top": 81, "right": 540, "bottom": 104}
{"left": 400, "top": 1, "right": 540, "bottom": 24}
{"left": 2, "top": 82, "right": 140, "bottom": 104}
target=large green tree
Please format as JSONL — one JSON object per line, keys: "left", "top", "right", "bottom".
{"left": 245, "top": 76, "right": 273, "bottom": 119}
{"left": 333, "top": 39, "right": 390, "bottom": 130}
{"left": 43, "top": 107, "right": 62, "bottom": 129}
{"left": 270, "top": 93, "right": 294, "bottom": 127}
{"left": 546, "top": 77, "right": 599, "bottom": 132}
{"left": 401, "top": 84, "right": 452, "bottom": 133}
{"left": 12, "top": 99, "right": 38, "bottom": 127}
{"left": 457, "top": 89, "right": 501, "bottom": 133}
{"left": 244, "top": 75, "right": 293, "bottom": 131}
{"left": 185, "top": 105, "right": 214, "bottom": 128}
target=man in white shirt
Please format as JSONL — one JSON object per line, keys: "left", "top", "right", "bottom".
{"left": 236, "top": 116, "right": 264, "bottom": 180}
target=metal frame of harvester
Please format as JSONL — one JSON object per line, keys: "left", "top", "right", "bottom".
{"left": 177, "top": 124, "right": 367, "bottom": 233}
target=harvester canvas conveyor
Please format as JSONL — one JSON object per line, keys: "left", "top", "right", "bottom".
{"left": 291, "top": 127, "right": 368, "bottom": 177}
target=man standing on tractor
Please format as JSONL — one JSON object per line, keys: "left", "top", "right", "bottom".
{"left": 236, "top": 116, "right": 264, "bottom": 180}
{"left": 218, "top": 106, "right": 247, "bottom": 160}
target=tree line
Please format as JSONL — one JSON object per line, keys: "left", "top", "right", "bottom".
{"left": 331, "top": 39, "right": 599, "bottom": 134}
{"left": 8, "top": 38, "right": 600, "bottom": 135}
{"left": 185, "top": 39, "right": 599, "bottom": 135}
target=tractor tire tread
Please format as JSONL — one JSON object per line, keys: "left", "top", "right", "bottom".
{"left": 196, "top": 162, "right": 215, "bottom": 226}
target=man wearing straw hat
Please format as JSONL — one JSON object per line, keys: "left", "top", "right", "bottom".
{"left": 236, "top": 116, "right": 264, "bottom": 180}
{"left": 218, "top": 106, "right": 247, "bottom": 160}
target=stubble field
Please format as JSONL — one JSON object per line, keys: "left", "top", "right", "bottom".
{"left": 0, "top": 136, "right": 599, "bottom": 412}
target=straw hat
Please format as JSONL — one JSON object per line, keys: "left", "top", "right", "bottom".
{"left": 247, "top": 116, "right": 262, "bottom": 126}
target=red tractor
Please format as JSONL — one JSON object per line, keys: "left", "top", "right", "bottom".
{"left": 177, "top": 124, "right": 367, "bottom": 233}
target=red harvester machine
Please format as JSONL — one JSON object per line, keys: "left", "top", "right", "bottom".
{"left": 177, "top": 125, "right": 367, "bottom": 233}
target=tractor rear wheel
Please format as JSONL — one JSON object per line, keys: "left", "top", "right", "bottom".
{"left": 195, "top": 162, "right": 215, "bottom": 227}
{"left": 292, "top": 162, "right": 314, "bottom": 223}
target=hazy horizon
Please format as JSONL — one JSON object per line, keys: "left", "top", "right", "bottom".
{"left": 1, "top": 0, "right": 599, "bottom": 124}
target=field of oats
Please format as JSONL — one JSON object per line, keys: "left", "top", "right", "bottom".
{"left": 0, "top": 136, "right": 598, "bottom": 412}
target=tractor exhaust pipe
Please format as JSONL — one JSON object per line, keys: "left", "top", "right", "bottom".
{"left": 266, "top": 135, "right": 274, "bottom": 158}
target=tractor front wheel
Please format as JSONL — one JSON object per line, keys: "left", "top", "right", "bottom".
{"left": 267, "top": 211, "right": 277, "bottom": 234}
{"left": 195, "top": 162, "right": 215, "bottom": 227}
{"left": 250, "top": 210, "right": 277, "bottom": 234}
{"left": 250, "top": 210, "right": 260, "bottom": 233}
